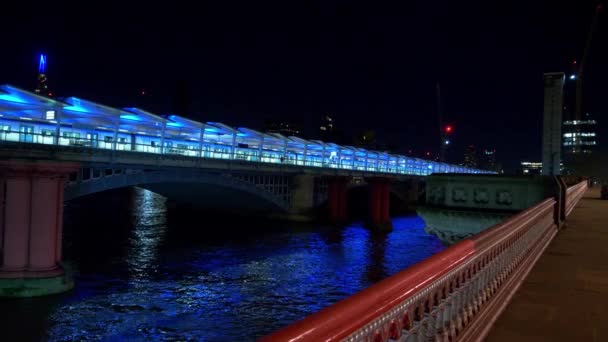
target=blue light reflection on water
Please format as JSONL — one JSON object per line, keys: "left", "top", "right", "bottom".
{"left": 2, "top": 188, "right": 445, "bottom": 341}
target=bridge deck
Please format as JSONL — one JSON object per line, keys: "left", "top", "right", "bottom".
{"left": 487, "top": 188, "right": 608, "bottom": 341}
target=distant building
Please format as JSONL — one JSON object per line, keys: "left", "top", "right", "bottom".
{"left": 463, "top": 144, "right": 478, "bottom": 168}
{"left": 562, "top": 113, "right": 598, "bottom": 176}
{"left": 542, "top": 72, "right": 565, "bottom": 175}
{"left": 319, "top": 114, "right": 334, "bottom": 136}
{"left": 562, "top": 115, "right": 597, "bottom": 154}
{"left": 318, "top": 114, "right": 345, "bottom": 143}
{"left": 264, "top": 120, "right": 301, "bottom": 137}
{"left": 34, "top": 54, "right": 51, "bottom": 97}
{"left": 481, "top": 148, "right": 502, "bottom": 173}
{"left": 520, "top": 161, "right": 543, "bottom": 175}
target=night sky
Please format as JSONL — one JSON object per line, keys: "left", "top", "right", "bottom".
{"left": 1, "top": 1, "right": 607, "bottom": 172}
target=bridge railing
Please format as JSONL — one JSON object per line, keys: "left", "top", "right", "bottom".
{"left": 262, "top": 181, "right": 588, "bottom": 342}
{"left": 565, "top": 181, "right": 587, "bottom": 217}
{"left": 0, "top": 128, "right": 458, "bottom": 175}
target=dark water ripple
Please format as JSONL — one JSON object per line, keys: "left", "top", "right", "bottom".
{"left": 0, "top": 188, "right": 444, "bottom": 342}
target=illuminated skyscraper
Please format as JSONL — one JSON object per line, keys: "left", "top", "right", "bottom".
{"left": 35, "top": 54, "right": 50, "bottom": 96}
{"left": 520, "top": 161, "right": 543, "bottom": 175}
{"left": 481, "top": 148, "right": 502, "bottom": 173}
{"left": 463, "top": 144, "right": 478, "bottom": 168}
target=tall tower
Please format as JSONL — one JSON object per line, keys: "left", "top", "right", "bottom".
{"left": 542, "top": 72, "right": 565, "bottom": 175}
{"left": 35, "top": 54, "right": 50, "bottom": 96}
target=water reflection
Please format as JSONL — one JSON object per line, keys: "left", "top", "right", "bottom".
{"left": 366, "top": 231, "right": 389, "bottom": 282}
{"left": 2, "top": 189, "right": 446, "bottom": 341}
{"left": 126, "top": 188, "right": 167, "bottom": 282}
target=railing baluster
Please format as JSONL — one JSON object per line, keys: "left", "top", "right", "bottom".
{"left": 261, "top": 181, "right": 587, "bottom": 342}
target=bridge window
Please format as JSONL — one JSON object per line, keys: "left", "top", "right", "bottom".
{"left": 0, "top": 125, "right": 10, "bottom": 140}
{"left": 41, "top": 129, "right": 54, "bottom": 136}
{"left": 104, "top": 136, "right": 113, "bottom": 142}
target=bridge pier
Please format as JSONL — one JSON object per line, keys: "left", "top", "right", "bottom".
{"left": 288, "top": 174, "right": 315, "bottom": 221}
{"left": 0, "top": 160, "right": 79, "bottom": 298}
{"left": 327, "top": 176, "right": 349, "bottom": 225}
{"left": 367, "top": 177, "right": 392, "bottom": 231}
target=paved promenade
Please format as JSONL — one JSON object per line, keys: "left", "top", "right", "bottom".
{"left": 487, "top": 188, "right": 608, "bottom": 341}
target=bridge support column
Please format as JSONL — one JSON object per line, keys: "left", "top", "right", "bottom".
{"left": 367, "top": 177, "right": 392, "bottom": 231}
{"left": 327, "top": 176, "right": 349, "bottom": 225}
{"left": 288, "top": 174, "right": 315, "bottom": 221}
{"left": 0, "top": 160, "right": 79, "bottom": 298}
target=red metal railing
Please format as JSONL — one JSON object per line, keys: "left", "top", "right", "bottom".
{"left": 262, "top": 180, "right": 588, "bottom": 342}
{"left": 565, "top": 181, "right": 587, "bottom": 217}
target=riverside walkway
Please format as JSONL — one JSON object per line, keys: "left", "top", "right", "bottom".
{"left": 487, "top": 188, "right": 608, "bottom": 341}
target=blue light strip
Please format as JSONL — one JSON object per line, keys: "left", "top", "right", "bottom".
{"left": 0, "top": 84, "right": 493, "bottom": 175}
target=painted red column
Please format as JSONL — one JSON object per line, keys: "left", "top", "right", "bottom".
{"left": 381, "top": 180, "right": 390, "bottom": 222}
{"left": 0, "top": 160, "right": 79, "bottom": 287}
{"left": 327, "top": 176, "right": 349, "bottom": 224}
{"left": 367, "top": 177, "right": 393, "bottom": 231}
{"left": 29, "top": 177, "right": 61, "bottom": 271}
{"left": 369, "top": 179, "right": 381, "bottom": 224}
{"left": 1, "top": 176, "right": 32, "bottom": 271}
{"left": 338, "top": 179, "right": 348, "bottom": 222}
{"left": 55, "top": 177, "right": 66, "bottom": 263}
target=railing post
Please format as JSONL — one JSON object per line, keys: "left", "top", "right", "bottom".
{"left": 322, "top": 143, "right": 326, "bottom": 167}
{"left": 302, "top": 143, "right": 307, "bottom": 166}
{"left": 54, "top": 106, "right": 62, "bottom": 145}
{"left": 258, "top": 135, "right": 264, "bottom": 162}
{"left": 231, "top": 131, "right": 237, "bottom": 160}
{"left": 554, "top": 176, "right": 567, "bottom": 226}
{"left": 282, "top": 137, "right": 288, "bottom": 163}
{"left": 112, "top": 118, "right": 119, "bottom": 151}
{"left": 198, "top": 124, "right": 205, "bottom": 159}
{"left": 158, "top": 121, "right": 166, "bottom": 155}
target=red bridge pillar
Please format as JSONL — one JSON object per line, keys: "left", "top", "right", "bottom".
{"left": 327, "top": 176, "right": 349, "bottom": 225}
{"left": 0, "top": 160, "right": 79, "bottom": 297}
{"left": 367, "top": 177, "right": 393, "bottom": 231}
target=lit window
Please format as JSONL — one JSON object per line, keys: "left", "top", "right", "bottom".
{"left": 45, "top": 110, "right": 55, "bottom": 120}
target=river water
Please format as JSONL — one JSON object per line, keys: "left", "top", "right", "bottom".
{"left": 1, "top": 187, "right": 445, "bottom": 341}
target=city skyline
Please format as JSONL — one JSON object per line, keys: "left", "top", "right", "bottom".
{"left": 1, "top": 1, "right": 606, "bottom": 172}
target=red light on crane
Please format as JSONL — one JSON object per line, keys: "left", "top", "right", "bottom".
{"left": 445, "top": 125, "right": 453, "bottom": 134}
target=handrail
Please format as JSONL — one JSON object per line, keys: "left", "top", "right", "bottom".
{"left": 260, "top": 241, "right": 476, "bottom": 341}
{"left": 565, "top": 181, "right": 587, "bottom": 217}
{"left": 263, "top": 181, "right": 588, "bottom": 342}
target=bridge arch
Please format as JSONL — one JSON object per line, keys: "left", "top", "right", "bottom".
{"left": 64, "top": 169, "right": 291, "bottom": 213}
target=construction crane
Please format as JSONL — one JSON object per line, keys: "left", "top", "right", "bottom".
{"left": 574, "top": 3, "right": 603, "bottom": 120}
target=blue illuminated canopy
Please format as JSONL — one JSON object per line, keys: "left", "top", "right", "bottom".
{"left": 0, "top": 84, "right": 493, "bottom": 176}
